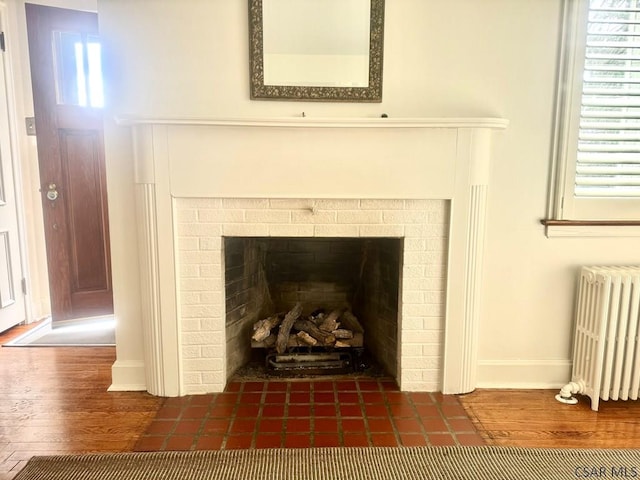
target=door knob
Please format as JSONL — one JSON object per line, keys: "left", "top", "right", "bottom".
{"left": 46, "top": 183, "right": 59, "bottom": 201}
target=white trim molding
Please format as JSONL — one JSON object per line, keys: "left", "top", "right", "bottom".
{"left": 477, "top": 359, "right": 572, "bottom": 389}
{"left": 109, "top": 359, "right": 147, "bottom": 391}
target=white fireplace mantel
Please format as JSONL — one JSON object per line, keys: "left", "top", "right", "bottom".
{"left": 117, "top": 115, "right": 509, "bottom": 129}
{"left": 120, "top": 116, "right": 508, "bottom": 396}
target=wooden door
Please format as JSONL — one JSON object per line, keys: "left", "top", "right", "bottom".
{"left": 0, "top": 27, "right": 27, "bottom": 332}
{"left": 26, "top": 4, "right": 112, "bottom": 323}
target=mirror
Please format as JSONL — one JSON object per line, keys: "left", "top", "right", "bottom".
{"left": 249, "top": 0, "right": 385, "bottom": 102}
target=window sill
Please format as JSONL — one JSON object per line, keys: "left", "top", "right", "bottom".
{"left": 541, "top": 220, "right": 640, "bottom": 238}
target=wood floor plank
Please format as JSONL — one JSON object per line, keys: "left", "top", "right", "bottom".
{"left": 460, "top": 389, "right": 640, "bottom": 449}
{"left": 0, "top": 323, "right": 163, "bottom": 479}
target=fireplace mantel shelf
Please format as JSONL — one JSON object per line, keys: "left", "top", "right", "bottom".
{"left": 116, "top": 115, "right": 509, "bottom": 130}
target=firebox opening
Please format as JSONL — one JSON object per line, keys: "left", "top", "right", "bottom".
{"left": 224, "top": 237, "right": 403, "bottom": 383}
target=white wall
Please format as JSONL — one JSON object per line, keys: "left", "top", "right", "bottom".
{"left": 90, "top": 0, "right": 640, "bottom": 390}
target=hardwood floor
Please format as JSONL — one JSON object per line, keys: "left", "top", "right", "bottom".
{"left": 460, "top": 389, "right": 640, "bottom": 449}
{"left": 2, "top": 322, "right": 639, "bottom": 479}
{"left": 0, "top": 323, "right": 162, "bottom": 479}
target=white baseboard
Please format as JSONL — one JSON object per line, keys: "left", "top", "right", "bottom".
{"left": 477, "top": 359, "right": 572, "bottom": 389}
{"left": 108, "top": 359, "right": 147, "bottom": 392}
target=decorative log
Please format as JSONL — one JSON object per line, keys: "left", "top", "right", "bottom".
{"left": 251, "top": 314, "right": 283, "bottom": 342}
{"left": 319, "top": 309, "right": 342, "bottom": 332}
{"left": 335, "top": 341, "right": 350, "bottom": 348}
{"left": 296, "top": 331, "right": 318, "bottom": 346}
{"left": 251, "top": 333, "right": 278, "bottom": 349}
{"left": 340, "top": 310, "right": 364, "bottom": 333}
{"left": 332, "top": 329, "right": 353, "bottom": 339}
{"left": 294, "top": 319, "right": 336, "bottom": 345}
{"left": 309, "top": 309, "right": 326, "bottom": 326}
{"left": 333, "top": 336, "right": 362, "bottom": 347}
{"left": 276, "top": 303, "right": 303, "bottom": 354}
{"left": 263, "top": 334, "right": 277, "bottom": 348}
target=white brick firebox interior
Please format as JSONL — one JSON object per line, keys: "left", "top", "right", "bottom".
{"left": 124, "top": 117, "right": 507, "bottom": 397}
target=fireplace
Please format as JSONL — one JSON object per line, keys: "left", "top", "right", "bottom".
{"left": 122, "top": 116, "right": 507, "bottom": 397}
{"left": 224, "top": 235, "right": 404, "bottom": 380}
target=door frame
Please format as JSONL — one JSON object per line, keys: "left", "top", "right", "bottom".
{"left": 0, "top": 3, "right": 31, "bottom": 327}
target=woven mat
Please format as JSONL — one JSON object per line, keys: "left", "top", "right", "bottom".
{"left": 13, "top": 446, "right": 640, "bottom": 480}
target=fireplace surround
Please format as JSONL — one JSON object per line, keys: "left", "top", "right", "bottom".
{"left": 178, "top": 198, "right": 447, "bottom": 392}
{"left": 123, "top": 116, "right": 507, "bottom": 397}
{"left": 181, "top": 199, "right": 448, "bottom": 391}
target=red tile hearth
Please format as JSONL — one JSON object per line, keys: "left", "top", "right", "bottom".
{"left": 134, "top": 378, "right": 484, "bottom": 451}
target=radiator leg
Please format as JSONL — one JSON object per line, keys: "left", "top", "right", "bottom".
{"left": 555, "top": 381, "right": 583, "bottom": 405}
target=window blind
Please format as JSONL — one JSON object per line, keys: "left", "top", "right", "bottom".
{"left": 577, "top": 0, "right": 640, "bottom": 197}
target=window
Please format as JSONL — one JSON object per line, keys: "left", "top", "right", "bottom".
{"left": 52, "top": 31, "right": 104, "bottom": 108}
{"left": 551, "top": 0, "right": 640, "bottom": 221}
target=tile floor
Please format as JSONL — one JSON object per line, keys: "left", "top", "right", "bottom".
{"left": 134, "top": 378, "right": 485, "bottom": 451}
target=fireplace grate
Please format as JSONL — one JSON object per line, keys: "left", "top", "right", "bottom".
{"left": 265, "top": 348, "right": 363, "bottom": 376}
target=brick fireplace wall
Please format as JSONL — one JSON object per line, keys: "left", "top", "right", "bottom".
{"left": 223, "top": 238, "right": 272, "bottom": 377}
{"left": 176, "top": 198, "right": 449, "bottom": 394}
{"left": 353, "top": 237, "right": 403, "bottom": 377}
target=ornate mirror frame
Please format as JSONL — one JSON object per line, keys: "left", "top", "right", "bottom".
{"left": 249, "top": 0, "right": 385, "bottom": 102}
